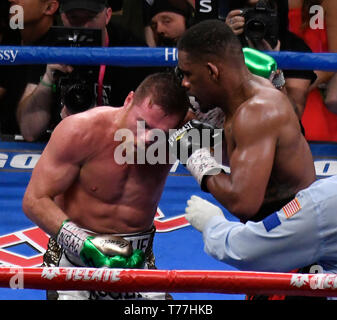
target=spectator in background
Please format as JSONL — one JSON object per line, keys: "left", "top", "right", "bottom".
{"left": 225, "top": 0, "right": 317, "bottom": 122}
{"left": 289, "top": 0, "right": 337, "bottom": 141}
{"left": 143, "top": 0, "right": 195, "bottom": 47}
{"left": 8, "top": 0, "right": 59, "bottom": 44}
{"left": 0, "top": 0, "right": 59, "bottom": 138}
{"left": 16, "top": 0, "right": 155, "bottom": 142}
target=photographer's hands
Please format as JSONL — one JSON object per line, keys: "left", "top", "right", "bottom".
{"left": 17, "top": 63, "right": 74, "bottom": 141}
{"left": 225, "top": 10, "right": 245, "bottom": 36}
{"left": 43, "top": 64, "right": 74, "bottom": 85}
{"left": 247, "top": 38, "right": 281, "bottom": 51}
{"left": 225, "top": 9, "right": 281, "bottom": 51}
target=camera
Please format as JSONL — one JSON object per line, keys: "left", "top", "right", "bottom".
{"left": 194, "top": 0, "right": 279, "bottom": 48}
{"left": 46, "top": 27, "right": 102, "bottom": 114}
{"left": 241, "top": 0, "right": 278, "bottom": 48}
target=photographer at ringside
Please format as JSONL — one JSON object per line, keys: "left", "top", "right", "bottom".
{"left": 17, "top": 0, "right": 153, "bottom": 142}
{"left": 225, "top": 0, "right": 316, "bottom": 120}
{"left": 143, "top": 0, "right": 196, "bottom": 47}
{"left": 0, "top": 0, "right": 59, "bottom": 139}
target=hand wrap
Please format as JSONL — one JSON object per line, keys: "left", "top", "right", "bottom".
{"left": 168, "top": 120, "right": 225, "bottom": 191}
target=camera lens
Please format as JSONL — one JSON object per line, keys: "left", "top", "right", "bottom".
{"left": 63, "top": 83, "right": 95, "bottom": 114}
{"left": 245, "top": 19, "right": 266, "bottom": 40}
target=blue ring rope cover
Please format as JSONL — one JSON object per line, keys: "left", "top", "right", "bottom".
{"left": 0, "top": 46, "right": 337, "bottom": 70}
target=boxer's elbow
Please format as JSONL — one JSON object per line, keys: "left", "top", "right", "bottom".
{"left": 211, "top": 192, "right": 259, "bottom": 221}
{"left": 207, "top": 177, "right": 260, "bottom": 221}
{"left": 22, "top": 190, "right": 39, "bottom": 221}
{"left": 225, "top": 199, "right": 260, "bottom": 222}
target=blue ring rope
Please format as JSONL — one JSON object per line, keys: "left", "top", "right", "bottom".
{"left": 0, "top": 46, "right": 337, "bottom": 71}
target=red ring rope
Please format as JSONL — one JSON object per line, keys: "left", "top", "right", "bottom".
{"left": 1, "top": 267, "right": 337, "bottom": 297}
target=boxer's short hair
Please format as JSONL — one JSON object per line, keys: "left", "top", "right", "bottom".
{"left": 177, "top": 19, "right": 243, "bottom": 62}
{"left": 134, "top": 72, "right": 190, "bottom": 117}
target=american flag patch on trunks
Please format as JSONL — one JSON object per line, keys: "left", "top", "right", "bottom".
{"left": 282, "top": 198, "right": 301, "bottom": 218}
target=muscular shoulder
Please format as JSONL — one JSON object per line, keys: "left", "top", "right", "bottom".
{"left": 59, "top": 107, "right": 117, "bottom": 134}
{"left": 234, "top": 88, "right": 293, "bottom": 139}
{"left": 48, "top": 107, "right": 118, "bottom": 161}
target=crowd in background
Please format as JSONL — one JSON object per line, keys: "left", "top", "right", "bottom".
{"left": 0, "top": 0, "right": 336, "bottom": 142}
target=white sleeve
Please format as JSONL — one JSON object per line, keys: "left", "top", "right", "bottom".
{"left": 202, "top": 208, "right": 321, "bottom": 272}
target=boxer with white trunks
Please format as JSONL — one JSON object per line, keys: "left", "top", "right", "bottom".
{"left": 22, "top": 72, "right": 190, "bottom": 300}
{"left": 44, "top": 226, "right": 160, "bottom": 300}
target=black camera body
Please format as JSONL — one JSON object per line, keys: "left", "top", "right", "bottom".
{"left": 55, "top": 69, "right": 97, "bottom": 115}
{"left": 241, "top": 0, "right": 279, "bottom": 48}
{"left": 46, "top": 27, "right": 102, "bottom": 114}
{"left": 194, "top": 0, "right": 279, "bottom": 48}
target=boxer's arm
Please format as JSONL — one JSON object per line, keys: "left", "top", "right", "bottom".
{"left": 22, "top": 116, "right": 90, "bottom": 237}
{"left": 23, "top": 115, "right": 146, "bottom": 268}
{"left": 204, "top": 103, "right": 278, "bottom": 221}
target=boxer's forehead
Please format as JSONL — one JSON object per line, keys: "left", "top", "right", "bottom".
{"left": 136, "top": 104, "right": 182, "bottom": 133}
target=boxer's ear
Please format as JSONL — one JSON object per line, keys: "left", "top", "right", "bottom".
{"left": 124, "top": 91, "right": 134, "bottom": 107}
{"left": 142, "top": 96, "right": 154, "bottom": 111}
{"left": 207, "top": 62, "right": 219, "bottom": 82}
{"left": 105, "top": 7, "right": 113, "bottom": 26}
{"left": 44, "top": 0, "right": 59, "bottom": 16}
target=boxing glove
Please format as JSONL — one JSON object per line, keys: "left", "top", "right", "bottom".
{"left": 168, "top": 120, "right": 225, "bottom": 191}
{"left": 56, "top": 220, "right": 145, "bottom": 268}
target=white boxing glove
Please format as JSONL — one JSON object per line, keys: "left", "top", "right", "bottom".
{"left": 185, "top": 195, "right": 225, "bottom": 232}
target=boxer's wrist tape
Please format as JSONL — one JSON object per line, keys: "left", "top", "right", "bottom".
{"left": 40, "top": 76, "right": 57, "bottom": 92}
{"left": 186, "top": 148, "right": 224, "bottom": 192}
{"left": 270, "top": 70, "right": 285, "bottom": 89}
{"left": 56, "top": 220, "right": 88, "bottom": 258}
